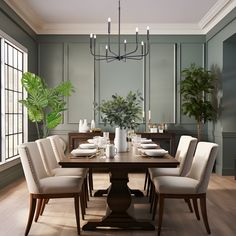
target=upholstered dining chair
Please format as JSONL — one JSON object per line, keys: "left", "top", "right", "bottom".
{"left": 148, "top": 135, "right": 197, "bottom": 212}
{"left": 152, "top": 142, "right": 218, "bottom": 236}
{"left": 149, "top": 135, "right": 198, "bottom": 181}
{"left": 18, "top": 142, "right": 83, "bottom": 235}
{"left": 36, "top": 138, "right": 87, "bottom": 218}
{"left": 47, "top": 135, "right": 93, "bottom": 197}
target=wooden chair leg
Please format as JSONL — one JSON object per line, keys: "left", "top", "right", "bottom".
{"left": 192, "top": 198, "right": 200, "bottom": 220}
{"left": 184, "top": 198, "right": 193, "bottom": 213}
{"left": 146, "top": 175, "right": 151, "bottom": 197}
{"left": 80, "top": 191, "right": 86, "bottom": 220}
{"left": 149, "top": 182, "right": 153, "bottom": 203}
{"left": 200, "top": 195, "right": 211, "bottom": 234}
{"left": 152, "top": 192, "right": 158, "bottom": 220}
{"left": 74, "top": 195, "right": 81, "bottom": 235}
{"left": 34, "top": 199, "right": 43, "bottom": 222}
{"left": 144, "top": 169, "right": 148, "bottom": 190}
{"left": 158, "top": 194, "right": 165, "bottom": 236}
{"left": 25, "top": 194, "right": 37, "bottom": 236}
{"left": 40, "top": 198, "right": 47, "bottom": 215}
{"left": 88, "top": 168, "right": 93, "bottom": 197}
{"left": 84, "top": 177, "right": 89, "bottom": 204}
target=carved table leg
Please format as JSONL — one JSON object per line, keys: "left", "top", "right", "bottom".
{"left": 83, "top": 168, "right": 155, "bottom": 231}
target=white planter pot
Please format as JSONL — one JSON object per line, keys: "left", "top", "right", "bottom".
{"left": 114, "top": 127, "right": 128, "bottom": 152}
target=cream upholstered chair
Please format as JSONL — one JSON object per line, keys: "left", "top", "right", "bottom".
{"left": 36, "top": 138, "right": 87, "bottom": 218}
{"left": 148, "top": 135, "right": 197, "bottom": 212}
{"left": 47, "top": 135, "right": 93, "bottom": 196}
{"left": 46, "top": 135, "right": 66, "bottom": 163}
{"left": 152, "top": 142, "right": 218, "bottom": 236}
{"left": 18, "top": 142, "right": 83, "bottom": 236}
{"left": 36, "top": 138, "right": 87, "bottom": 178}
{"left": 149, "top": 135, "right": 198, "bottom": 180}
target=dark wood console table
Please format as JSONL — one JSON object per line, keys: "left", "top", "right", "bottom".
{"left": 68, "top": 131, "right": 176, "bottom": 155}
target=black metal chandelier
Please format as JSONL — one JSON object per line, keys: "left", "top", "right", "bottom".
{"left": 90, "top": 0, "right": 150, "bottom": 62}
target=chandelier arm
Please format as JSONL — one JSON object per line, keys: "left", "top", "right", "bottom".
{"left": 108, "top": 34, "right": 119, "bottom": 57}
{"left": 122, "top": 43, "right": 139, "bottom": 57}
{"left": 94, "top": 56, "right": 118, "bottom": 62}
{"left": 125, "top": 55, "right": 145, "bottom": 59}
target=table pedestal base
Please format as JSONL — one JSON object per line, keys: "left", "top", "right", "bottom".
{"left": 83, "top": 168, "right": 155, "bottom": 231}
{"left": 82, "top": 212, "right": 155, "bottom": 230}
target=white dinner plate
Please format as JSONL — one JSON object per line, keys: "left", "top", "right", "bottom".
{"left": 143, "top": 149, "right": 168, "bottom": 157}
{"left": 140, "top": 143, "right": 159, "bottom": 149}
{"left": 71, "top": 148, "right": 97, "bottom": 157}
{"left": 79, "top": 143, "right": 97, "bottom": 149}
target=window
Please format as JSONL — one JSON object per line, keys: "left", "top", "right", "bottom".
{"left": 1, "top": 37, "right": 27, "bottom": 163}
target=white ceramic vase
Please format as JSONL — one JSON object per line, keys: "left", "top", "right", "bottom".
{"left": 114, "top": 127, "right": 128, "bottom": 152}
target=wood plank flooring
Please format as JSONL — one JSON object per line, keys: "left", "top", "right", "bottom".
{"left": 0, "top": 173, "right": 236, "bottom": 236}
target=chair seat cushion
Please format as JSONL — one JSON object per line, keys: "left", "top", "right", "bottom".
{"left": 39, "top": 176, "right": 83, "bottom": 194}
{"left": 153, "top": 176, "right": 199, "bottom": 194}
{"left": 52, "top": 168, "right": 88, "bottom": 178}
{"left": 149, "top": 167, "right": 180, "bottom": 180}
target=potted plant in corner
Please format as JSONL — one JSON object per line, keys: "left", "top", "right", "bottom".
{"left": 96, "top": 91, "right": 143, "bottom": 152}
{"left": 180, "top": 63, "right": 216, "bottom": 141}
{"left": 19, "top": 72, "right": 74, "bottom": 138}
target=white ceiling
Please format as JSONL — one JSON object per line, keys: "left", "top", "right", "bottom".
{"left": 3, "top": 0, "right": 236, "bottom": 34}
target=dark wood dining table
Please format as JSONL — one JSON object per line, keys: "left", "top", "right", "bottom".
{"left": 59, "top": 148, "right": 179, "bottom": 231}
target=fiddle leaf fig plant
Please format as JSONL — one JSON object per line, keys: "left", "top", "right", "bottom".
{"left": 19, "top": 72, "right": 74, "bottom": 138}
{"left": 180, "top": 64, "right": 216, "bottom": 140}
{"left": 96, "top": 91, "right": 143, "bottom": 129}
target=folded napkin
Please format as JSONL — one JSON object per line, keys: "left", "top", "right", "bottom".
{"left": 142, "top": 149, "right": 168, "bottom": 157}
{"left": 71, "top": 148, "right": 97, "bottom": 157}
{"left": 79, "top": 143, "right": 97, "bottom": 149}
{"left": 140, "top": 143, "right": 159, "bottom": 149}
{"left": 140, "top": 139, "right": 153, "bottom": 144}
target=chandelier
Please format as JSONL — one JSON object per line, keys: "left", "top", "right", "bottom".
{"left": 89, "top": 0, "right": 150, "bottom": 62}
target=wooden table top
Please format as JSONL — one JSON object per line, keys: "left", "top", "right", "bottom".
{"left": 59, "top": 148, "right": 179, "bottom": 169}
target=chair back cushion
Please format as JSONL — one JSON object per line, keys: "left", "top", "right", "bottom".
{"left": 47, "top": 135, "right": 66, "bottom": 162}
{"left": 175, "top": 135, "right": 197, "bottom": 176}
{"left": 18, "top": 142, "right": 48, "bottom": 194}
{"left": 36, "top": 138, "right": 59, "bottom": 176}
{"left": 187, "top": 142, "right": 218, "bottom": 193}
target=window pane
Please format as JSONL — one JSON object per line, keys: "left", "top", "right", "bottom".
{"left": 3, "top": 41, "right": 26, "bottom": 160}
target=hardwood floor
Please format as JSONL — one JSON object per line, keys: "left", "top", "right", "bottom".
{"left": 0, "top": 173, "right": 236, "bottom": 236}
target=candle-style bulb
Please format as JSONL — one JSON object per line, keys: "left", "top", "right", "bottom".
{"left": 147, "top": 26, "right": 150, "bottom": 31}
{"left": 90, "top": 33, "right": 93, "bottom": 38}
{"left": 94, "top": 34, "right": 96, "bottom": 39}
{"left": 105, "top": 45, "right": 108, "bottom": 50}
{"left": 108, "top": 17, "right": 111, "bottom": 22}
{"left": 141, "top": 41, "right": 144, "bottom": 46}
{"left": 124, "top": 39, "right": 127, "bottom": 44}
{"left": 136, "top": 27, "right": 139, "bottom": 33}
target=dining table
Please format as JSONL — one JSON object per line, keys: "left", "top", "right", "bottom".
{"left": 59, "top": 147, "right": 179, "bottom": 231}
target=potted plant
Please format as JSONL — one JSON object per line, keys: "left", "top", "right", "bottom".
{"left": 96, "top": 91, "right": 143, "bottom": 152}
{"left": 19, "top": 72, "right": 74, "bottom": 138}
{"left": 180, "top": 64, "right": 216, "bottom": 141}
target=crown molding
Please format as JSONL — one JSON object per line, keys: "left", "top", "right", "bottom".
{"left": 199, "top": 0, "right": 236, "bottom": 33}
{"left": 39, "top": 23, "right": 203, "bottom": 35}
{"left": 3, "top": 0, "right": 236, "bottom": 35}
{"left": 3, "top": 0, "right": 43, "bottom": 33}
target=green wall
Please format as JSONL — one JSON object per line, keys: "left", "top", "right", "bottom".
{"left": 207, "top": 8, "right": 236, "bottom": 175}
{"left": 0, "top": 1, "right": 38, "bottom": 189}
{"left": 37, "top": 34, "right": 206, "bottom": 141}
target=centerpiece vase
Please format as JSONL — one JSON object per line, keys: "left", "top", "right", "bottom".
{"left": 114, "top": 127, "right": 128, "bottom": 152}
